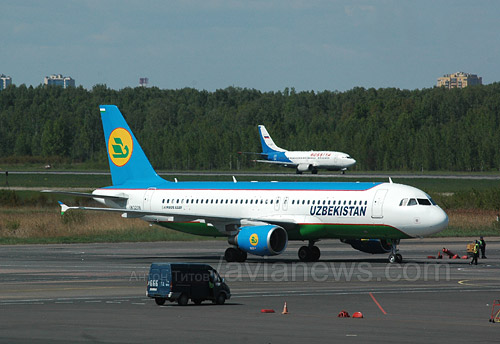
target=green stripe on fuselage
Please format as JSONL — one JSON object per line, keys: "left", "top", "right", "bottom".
{"left": 156, "top": 222, "right": 411, "bottom": 240}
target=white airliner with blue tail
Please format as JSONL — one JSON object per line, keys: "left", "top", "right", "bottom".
{"left": 252, "top": 125, "right": 356, "bottom": 174}
{"left": 45, "top": 105, "right": 448, "bottom": 263}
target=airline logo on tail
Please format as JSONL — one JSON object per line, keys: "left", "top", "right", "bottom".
{"left": 108, "top": 128, "right": 133, "bottom": 167}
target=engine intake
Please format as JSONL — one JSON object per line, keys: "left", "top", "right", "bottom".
{"left": 229, "top": 225, "right": 288, "bottom": 256}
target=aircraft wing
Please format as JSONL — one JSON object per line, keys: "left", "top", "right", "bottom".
{"left": 42, "top": 190, "right": 129, "bottom": 201}
{"left": 254, "top": 159, "right": 298, "bottom": 167}
{"left": 57, "top": 202, "right": 242, "bottom": 224}
{"left": 56, "top": 202, "right": 304, "bottom": 232}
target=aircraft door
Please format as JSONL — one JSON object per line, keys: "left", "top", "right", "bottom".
{"left": 143, "top": 187, "right": 156, "bottom": 211}
{"left": 371, "top": 189, "right": 387, "bottom": 219}
{"left": 274, "top": 197, "right": 281, "bottom": 211}
{"left": 282, "top": 197, "right": 289, "bottom": 211}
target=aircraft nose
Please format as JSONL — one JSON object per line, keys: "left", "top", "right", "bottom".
{"left": 348, "top": 158, "right": 356, "bottom": 167}
{"left": 435, "top": 208, "right": 449, "bottom": 230}
{"left": 429, "top": 207, "right": 449, "bottom": 234}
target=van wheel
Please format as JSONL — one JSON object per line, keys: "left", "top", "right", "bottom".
{"left": 215, "top": 293, "right": 226, "bottom": 305}
{"left": 178, "top": 294, "right": 188, "bottom": 306}
{"left": 155, "top": 298, "right": 166, "bottom": 306}
{"left": 193, "top": 299, "right": 202, "bottom": 305}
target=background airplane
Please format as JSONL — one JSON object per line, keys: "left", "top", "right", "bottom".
{"left": 246, "top": 125, "right": 357, "bottom": 174}
{"left": 45, "top": 105, "right": 448, "bottom": 264}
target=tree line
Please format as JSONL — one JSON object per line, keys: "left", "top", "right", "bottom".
{"left": 1, "top": 83, "right": 500, "bottom": 171}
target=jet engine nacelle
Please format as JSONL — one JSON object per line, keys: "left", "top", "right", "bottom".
{"left": 229, "top": 225, "right": 288, "bottom": 256}
{"left": 342, "top": 239, "right": 392, "bottom": 254}
{"left": 297, "top": 164, "right": 312, "bottom": 172}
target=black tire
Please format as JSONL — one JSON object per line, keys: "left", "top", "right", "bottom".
{"left": 298, "top": 246, "right": 311, "bottom": 262}
{"left": 396, "top": 254, "right": 403, "bottom": 263}
{"left": 236, "top": 250, "right": 247, "bottom": 262}
{"left": 155, "top": 297, "right": 166, "bottom": 306}
{"left": 215, "top": 293, "right": 226, "bottom": 305}
{"left": 193, "top": 299, "right": 202, "bottom": 305}
{"left": 178, "top": 294, "right": 188, "bottom": 306}
{"left": 311, "top": 169, "right": 318, "bottom": 174}
{"left": 224, "top": 247, "right": 239, "bottom": 262}
{"left": 310, "top": 246, "right": 321, "bottom": 261}
{"left": 389, "top": 254, "right": 397, "bottom": 264}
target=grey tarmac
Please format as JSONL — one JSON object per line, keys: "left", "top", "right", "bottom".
{"left": 0, "top": 238, "right": 499, "bottom": 343}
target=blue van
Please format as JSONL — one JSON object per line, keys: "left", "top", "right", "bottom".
{"left": 147, "top": 263, "right": 231, "bottom": 306}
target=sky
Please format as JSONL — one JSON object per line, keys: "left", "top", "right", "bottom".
{"left": 2, "top": 0, "right": 500, "bottom": 92}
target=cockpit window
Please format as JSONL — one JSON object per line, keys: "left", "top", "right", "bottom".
{"left": 417, "top": 198, "right": 432, "bottom": 206}
{"left": 407, "top": 198, "right": 417, "bottom": 206}
{"left": 399, "top": 198, "right": 408, "bottom": 206}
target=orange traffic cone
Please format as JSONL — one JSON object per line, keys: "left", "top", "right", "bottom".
{"left": 282, "top": 301, "right": 289, "bottom": 314}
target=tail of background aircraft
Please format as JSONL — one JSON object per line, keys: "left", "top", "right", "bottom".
{"left": 100, "top": 105, "right": 165, "bottom": 186}
{"left": 258, "top": 125, "right": 287, "bottom": 154}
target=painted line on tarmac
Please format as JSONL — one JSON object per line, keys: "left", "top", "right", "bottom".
{"left": 369, "top": 292, "right": 387, "bottom": 315}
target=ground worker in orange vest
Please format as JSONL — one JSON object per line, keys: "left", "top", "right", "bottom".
{"left": 470, "top": 240, "right": 480, "bottom": 265}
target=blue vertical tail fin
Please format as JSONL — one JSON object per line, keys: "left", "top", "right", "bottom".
{"left": 258, "top": 125, "right": 287, "bottom": 154}
{"left": 99, "top": 105, "right": 165, "bottom": 186}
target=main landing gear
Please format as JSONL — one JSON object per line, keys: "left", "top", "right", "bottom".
{"left": 224, "top": 247, "right": 247, "bottom": 262}
{"left": 298, "top": 241, "right": 321, "bottom": 262}
{"left": 388, "top": 240, "right": 402, "bottom": 263}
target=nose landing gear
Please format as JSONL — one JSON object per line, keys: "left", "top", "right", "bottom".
{"left": 388, "top": 240, "right": 402, "bottom": 263}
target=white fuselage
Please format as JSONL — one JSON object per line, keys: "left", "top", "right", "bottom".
{"left": 93, "top": 182, "right": 448, "bottom": 240}
{"left": 285, "top": 151, "right": 356, "bottom": 171}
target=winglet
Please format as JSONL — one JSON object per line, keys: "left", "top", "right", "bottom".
{"left": 58, "top": 201, "right": 70, "bottom": 215}
{"left": 389, "top": 177, "right": 393, "bottom": 184}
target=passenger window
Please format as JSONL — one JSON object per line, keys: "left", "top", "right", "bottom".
{"left": 408, "top": 198, "right": 417, "bottom": 206}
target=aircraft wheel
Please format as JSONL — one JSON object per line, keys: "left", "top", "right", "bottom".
{"left": 312, "top": 169, "right": 318, "bottom": 175}
{"left": 389, "top": 254, "right": 398, "bottom": 264}
{"left": 224, "top": 247, "right": 239, "bottom": 262}
{"left": 310, "top": 246, "right": 321, "bottom": 261}
{"left": 396, "top": 254, "right": 403, "bottom": 263}
{"left": 155, "top": 297, "right": 166, "bottom": 306}
{"left": 296, "top": 170, "right": 303, "bottom": 175}
{"left": 298, "top": 246, "right": 311, "bottom": 262}
{"left": 236, "top": 250, "right": 247, "bottom": 262}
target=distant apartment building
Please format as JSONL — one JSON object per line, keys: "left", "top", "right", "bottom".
{"left": 437, "top": 72, "right": 482, "bottom": 89}
{"left": 44, "top": 74, "right": 75, "bottom": 88}
{"left": 0, "top": 74, "right": 12, "bottom": 90}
